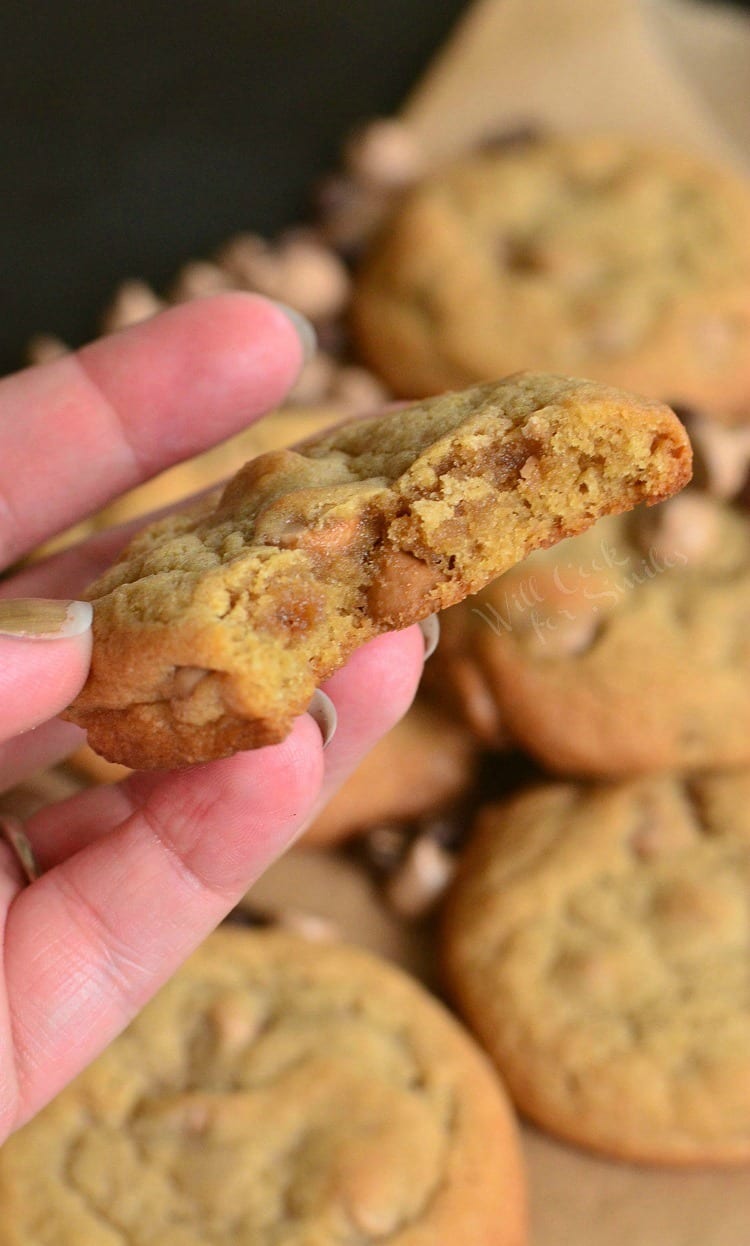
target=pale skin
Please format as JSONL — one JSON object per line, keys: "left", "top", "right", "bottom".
{"left": 0, "top": 293, "right": 425, "bottom": 1142}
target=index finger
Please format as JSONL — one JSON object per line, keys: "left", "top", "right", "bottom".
{"left": 0, "top": 293, "right": 309, "bottom": 567}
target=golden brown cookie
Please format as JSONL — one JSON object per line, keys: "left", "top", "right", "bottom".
{"left": 306, "top": 699, "right": 476, "bottom": 845}
{"left": 59, "top": 408, "right": 342, "bottom": 785}
{"left": 64, "top": 373, "right": 691, "bottom": 769}
{"left": 0, "top": 928, "right": 527, "bottom": 1245}
{"left": 353, "top": 135, "right": 750, "bottom": 414}
{"left": 443, "top": 774, "right": 750, "bottom": 1166}
{"left": 435, "top": 494, "right": 750, "bottom": 775}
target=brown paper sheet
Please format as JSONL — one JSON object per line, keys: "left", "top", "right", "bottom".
{"left": 402, "top": 0, "right": 746, "bottom": 168}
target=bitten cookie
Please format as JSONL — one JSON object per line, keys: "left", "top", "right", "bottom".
{"left": 353, "top": 135, "right": 750, "bottom": 414}
{"left": 0, "top": 929, "right": 527, "bottom": 1245}
{"left": 443, "top": 774, "right": 750, "bottom": 1165}
{"left": 434, "top": 494, "right": 750, "bottom": 774}
{"left": 64, "top": 373, "right": 690, "bottom": 768}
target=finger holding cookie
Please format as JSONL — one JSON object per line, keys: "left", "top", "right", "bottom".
{"left": 0, "top": 293, "right": 430, "bottom": 1142}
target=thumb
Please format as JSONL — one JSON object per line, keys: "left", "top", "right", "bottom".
{"left": 0, "top": 599, "right": 92, "bottom": 740}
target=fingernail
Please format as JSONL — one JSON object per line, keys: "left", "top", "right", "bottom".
{"left": 0, "top": 598, "right": 93, "bottom": 639}
{"left": 418, "top": 613, "right": 441, "bottom": 660}
{"left": 0, "top": 815, "right": 41, "bottom": 883}
{"left": 272, "top": 301, "right": 317, "bottom": 363}
{"left": 307, "top": 689, "right": 338, "bottom": 748}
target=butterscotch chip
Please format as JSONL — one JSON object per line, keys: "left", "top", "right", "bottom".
{"left": 100, "top": 279, "right": 164, "bottom": 334}
{"left": 217, "top": 230, "right": 351, "bottom": 322}
{"left": 353, "top": 136, "right": 750, "bottom": 415}
{"left": 384, "top": 834, "right": 457, "bottom": 918}
{"left": 65, "top": 373, "right": 690, "bottom": 768}
{"left": 344, "top": 118, "right": 427, "bottom": 192}
{"left": 436, "top": 495, "right": 750, "bottom": 776}
{"left": 25, "top": 333, "right": 70, "bottom": 366}
{"left": 0, "top": 929, "right": 526, "bottom": 1245}
{"left": 634, "top": 490, "right": 721, "bottom": 565}
{"left": 306, "top": 700, "right": 476, "bottom": 846}
{"left": 443, "top": 774, "right": 750, "bottom": 1165}
{"left": 682, "top": 410, "right": 750, "bottom": 497}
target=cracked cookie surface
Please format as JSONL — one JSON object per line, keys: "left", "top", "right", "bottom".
{"left": 353, "top": 135, "right": 750, "bottom": 414}
{"left": 443, "top": 775, "right": 750, "bottom": 1165}
{"left": 433, "top": 495, "right": 750, "bottom": 775}
{"left": 0, "top": 929, "right": 526, "bottom": 1246}
{"left": 65, "top": 372, "right": 690, "bottom": 768}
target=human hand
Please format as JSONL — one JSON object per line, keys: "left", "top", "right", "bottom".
{"left": 0, "top": 294, "right": 426, "bottom": 1141}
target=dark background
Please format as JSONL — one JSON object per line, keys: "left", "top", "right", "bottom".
{"left": 1, "top": 0, "right": 747, "bottom": 374}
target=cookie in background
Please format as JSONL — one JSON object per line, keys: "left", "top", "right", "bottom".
{"left": 353, "top": 133, "right": 750, "bottom": 414}
{"left": 306, "top": 697, "right": 477, "bottom": 847}
{"left": 0, "top": 928, "right": 528, "bottom": 1245}
{"left": 443, "top": 772, "right": 750, "bottom": 1166}
{"left": 430, "top": 456, "right": 750, "bottom": 776}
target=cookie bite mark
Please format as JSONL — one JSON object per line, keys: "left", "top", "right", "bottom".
{"left": 65, "top": 373, "right": 691, "bottom": 768}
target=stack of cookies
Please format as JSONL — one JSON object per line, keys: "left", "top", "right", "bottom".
{"left": 349, "top": 130, "right": 750, "bottom": 1168}
{"left": 9, "top": 126, "right": 750, "bottom": 1240}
